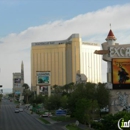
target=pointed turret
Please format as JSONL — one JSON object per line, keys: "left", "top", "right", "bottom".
{"left": 105, "top": 29, "right": 116, "bottom": 41}
{"left": 105, "top": 29, "right": 116, "bottom": 45}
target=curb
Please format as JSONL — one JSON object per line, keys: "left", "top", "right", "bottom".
{"left": 62, "top": 125, "right": 68, "bottom": 130}
{"left": 35, "top": 118, "right": 51, "bottom": 125}
{"left": 24, "top": 110, "right": 52, "bottom": 125}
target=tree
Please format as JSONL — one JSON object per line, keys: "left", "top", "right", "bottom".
{"left": 44, "top": 95, "right": 61, "bottom": 110}
{"left": 52, "top": 84, "right": 63, "bottom": 95}
{"left": 63, "top": 82, "right": 75, "bottom": 93}
{"left": 69, "top": 82, "right": 75, "bottom": 92}
{"left": 22, "top": 83, "right": 31, "bottom": 104}
{"left": 60, "top": 95, "right": 68, "bottom": 109}
{"left": 75, "top": 98, "right": 99, "bottom": 127}
{"left": 34, "top": 94, "right": 45, "bottom": 104}
{"left": 28, "top": 91, "right": 36, "bottom": 104}
{"left": 22, "top": 83, "right": 29, "bottom": 89}
{"left": 95, "top": 83, "right": 110, "bottom": 109}
{"left": 8, "top": 93, "right": 14, "bottom": 98}
{"left": 101, "top": 111, "right": 130, "bottom": 130}
{"left": 23, "top": 89, "right": 31, "bottom": 104}
{"left": 0, "top": 94, "right": 2, "bottom": 102}
{"left": 68, "top": 83, "right": 97, "bottom": 117}
{"left": 63, "top": 84, "right": 69, "bottom": 93}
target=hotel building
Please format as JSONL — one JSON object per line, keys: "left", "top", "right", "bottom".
{"left": 31, "top": 34, "right": 102, "bottom": 91}
{"left": 12, "top": 61, "right": 24, "bottom": 96}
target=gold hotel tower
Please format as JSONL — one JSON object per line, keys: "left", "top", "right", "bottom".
{"left": 31, "top": 34, "right": 101, "bottom": 91}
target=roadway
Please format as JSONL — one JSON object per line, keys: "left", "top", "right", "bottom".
{"left": 0, "top": 99, "right": 67, "bottom": 130}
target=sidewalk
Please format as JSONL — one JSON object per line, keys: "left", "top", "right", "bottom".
{"left": 24, "top": 109, "right": 39, "bottom": 118}
{"left": 78, "top": 123, "right": 95, "bottom": 130}
{"left": 42, "top": 116, "right": 58, "bottom": 124}
{"left": 24, "top": 108, "right": 94, "bottom": 130}
{"left": 24, "top": 108, "right": 57, "bottom": 124}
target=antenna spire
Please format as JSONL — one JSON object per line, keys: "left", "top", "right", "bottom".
{"left": 110, "top": 23, "right": 111, "bottom": 29}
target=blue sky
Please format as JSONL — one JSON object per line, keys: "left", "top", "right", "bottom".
{"left": 0, "top": 0, "right": 130, "bottom": 93}
{"left": 1, "top": 0, "right": 130, "bottom": 37}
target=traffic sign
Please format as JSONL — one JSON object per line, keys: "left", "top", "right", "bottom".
{"left": 56, "top": 109, "right": 67, "bottom": 115}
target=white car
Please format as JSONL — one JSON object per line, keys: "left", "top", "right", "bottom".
{"left": 15, "top": 109, "right": 19, "bottom": 113}
{"left": 19, "top": 108, "right": 23, "bottom": 112}
{"left": 42, "top": 112, "right": 52, "bottom": 117}
{"left": 100, "top": 107, "right": 109, "bottom": 112}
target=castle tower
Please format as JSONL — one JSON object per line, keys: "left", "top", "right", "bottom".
{"left": 105, "top": 29, "right": 116, "bottom": 45}
{"left": 106, "top": 29, "right": 116, "bottom": 87}
{"left": 95, "top": 27, "right": 130, "bottom": 114}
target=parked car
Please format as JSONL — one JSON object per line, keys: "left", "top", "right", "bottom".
{"left": 100, "top": 107, "right": 109, "bottom": 112}
{"left": 19, "top": 108, "right": 23, "bottom": 112}
{"left": 93, "top": 118, "right": 104, "bottom": 122}
{"left": 14, "top": 109, "right": 19, "bottom": 113}
{"left": 42, "top": 112, "right": 52, "bottom": 117}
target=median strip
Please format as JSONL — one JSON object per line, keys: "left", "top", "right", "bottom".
{"left": 39, "top": 117, "right": 51, "bottom": 124}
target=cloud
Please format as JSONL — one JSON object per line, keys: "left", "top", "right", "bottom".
{"left": 1, "top": 4, "right": 130, "bottom": 91}
{"left": 0, "top": 41, "right": 3, "bottom": 44}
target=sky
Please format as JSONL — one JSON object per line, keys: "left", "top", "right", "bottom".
{"left": 0, "top": 0, "right": 130, "bottom": 93}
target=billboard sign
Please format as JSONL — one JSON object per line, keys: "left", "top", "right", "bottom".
{"left": 39, "top": 86, "right": 48, "bottom": 94}
{"left": 110, "top": 47, "right": 130, "bottom": 58}
{"left": 15, "top": 91, "right": 21, "bottom": 95}
{"left": 56, "top": 109, "right": 67, "bottom": 116}
{"left": 37, "top": 71, "right": 51, "bottom": 85}
{"left": 14, "top": 78, "right": 21, "bottom": 83}
{"left": 112, "top": 58, "right": 130, "bottom": 89}
{"left": 101, "top": 43, "right": 130, "bottom": 62}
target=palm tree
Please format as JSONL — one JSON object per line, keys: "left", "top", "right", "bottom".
{"left": 22, "top": 83, "right": 30, "bottom": 104}
{"left": 24, "top": 89, "right": 31, "bottom": 104}
{"left": 22, "top": 83, "right": 29, "bottom": 89}
{"left": 0, "top": 94, "right": 2, "bottom": 102}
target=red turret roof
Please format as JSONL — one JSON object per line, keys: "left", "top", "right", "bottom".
{"left": 105, "top": 29, "right": 116, "bottom": 40}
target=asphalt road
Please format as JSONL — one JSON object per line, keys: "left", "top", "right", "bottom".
{"left": 0, "top": 99, "right": 66, "bottom": 130}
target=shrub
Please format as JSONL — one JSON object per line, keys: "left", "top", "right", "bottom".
{"left": 91, "top": 121, "right": 103, "bottom": 130}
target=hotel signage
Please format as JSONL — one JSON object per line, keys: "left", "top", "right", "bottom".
{"left": 32, "top": 40, "right": 67, "bottom": 46}
{"left": 110, "top": 47, "right": 130, "bottom": 57}
{"left": 95, "top": 43, "right": 130, "bottom": 61}
{"left": 112, "top": 58, "right": 130, "bottom": 89}
{"left": 36, "top": 71, "right": 51, "bottom": 85}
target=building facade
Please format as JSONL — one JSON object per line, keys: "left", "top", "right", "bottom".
{"left": 12, "top": 61, "right": 24, "bottom": 97}
{"left": 80, "top": 42, "right": 101, "bottom": 83}
{"left": 12, "top": 72, "right": 22, "bottom": 95}
{"left": 31, "top": 34, "right": 102, "bottom": 91}
{"left": 95, "top": 29, "right": 130, "bottom": 114}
